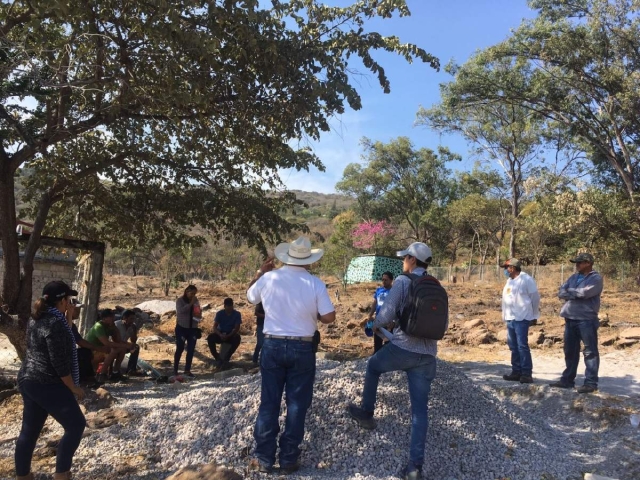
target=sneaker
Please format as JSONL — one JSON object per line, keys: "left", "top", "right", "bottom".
{"left": 549, "top": 381, "right": 574, "bottom": 389}
{"left": 347, "top": 404, "right": 377, "bottom": 430}
{"left": 279, "top": 460, "right": 300, "bottom": 474}
{"left": 95, "top": 373, "right": 107, "bottom": 384}
{"left": 519, "top": 375, "right": 533, "bottom": 384}
{"left": 401, "top": 464, "right": 422, "bottom": 480}
{"left": 577, "top": 384, "right": 597, "bottom": 394}
{"left": 248, "top": 458, "right": 272, "bottom": 473}
{"left": 502, "top": 372, "right": 521, "bottom": 381}
{"left": 109, "top": 371, "right": 124, "bottom": 382}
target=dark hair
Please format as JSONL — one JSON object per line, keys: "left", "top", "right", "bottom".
{"left": 182, "top": 285, "right": 197, "bottom": 301}
{"left": 32, "top": 295, "right": 64, "bottom": 320}
{"left": 512, "top": 265, "right": 522, "bottom": 273}
{"left": 100, "top": 308, "right": 115, "bottom": 319}
{"left": 382, "top": 271, "right": 394, "bottom": 280}
{"left": 223, "top": 297, "right": 233, "bottom": 306}
{"left": 416, "top": 257, "right": 431, "bottom": 269}
{"left": 122, "top": 309, "right": 135, "bottom": 319}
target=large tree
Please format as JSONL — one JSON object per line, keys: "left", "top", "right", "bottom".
{"left": 0, "top": 0, "right": 438, "bottom": 357}
{"left": 416, "top": 58, "right": 545, "bottom": 258}
{"left": 336, "top": 137, "right": 459, "bottom": 252}
{"left": 478, "top": 0, "right": 640, "bottom": 205}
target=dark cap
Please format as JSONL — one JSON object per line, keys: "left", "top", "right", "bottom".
{"left": 500, "top": 258, "right": 521, "bottom": 268}
{"left": 100, "top": 308, "right": 116, "bottom": 319}
{"left": 42, "top": 281, "right": 78, "bottom": 302}
{"left": 122, "top": 309, "right": 135, "bottom": 318}
{"left": 570, "top": 252, "right": 594, "bottom": 264}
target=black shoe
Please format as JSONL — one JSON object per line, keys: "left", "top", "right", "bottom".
{"left": 577, "top": 384, "right": 597, "bottom": 394}
{"left": 502, "top": 372, "right": 521, "bottom": 381}
{"left": 519, "top": 375, "right": 533, "bottom": 384}
{"left": 549, "top": 381, "right": 574, "bottom": 389}
{"left": 249, "top": 458, "right": 272, "bottom": 473}
{"left": 401, "top": 464, "right": 422, "bottom": 480}
{"left": 347, "top": 403, "right": 377, "bottom": 430}
{"left": 279, "top": 461, "right": 300, "bottom": 474}
{"left": 183, "top": 371, "right": 196, "bottom": 378}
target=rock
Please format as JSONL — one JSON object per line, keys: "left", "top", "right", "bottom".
{"left": 619, "top": 327, "right": 640, "bottom": 340}
{"left": 496, "top": 330, "right": 508, "bottom": 343}
{"left": 166, "top": 463, "right": 242, "bottom": 480}
{"left": 616, "top": 338, "right": 639, "bottom": 349}
{"left": 466, "top": 328, "right": 497, "bottom": 345}
{"left": 542, "top": 339, "right": 554, "bottom": 348}
{"left": 584, "top": 474, "right": 619, "bottom": 480}
{"left": 84, "top": 387, "right": 116, "bottom": 411}
{"left": 600, "top": 335, "right": 618, "bottom": 346}
{"left": 463, "top": 319, "right": 485, "bottom": 329}
{"left": 139, "top": 335, "right": 163, "bottom": 345}
{"left": 85, "top": 407, "right": 133, "bottom": 429}
{"left": 214, "top": 368, "right": 245, "bottom": 381}
{"left": 346, "top": 321, "right": 359, "bottom": 330}
{"left": 135, "top": 300, "right": 177, "bottom": 316}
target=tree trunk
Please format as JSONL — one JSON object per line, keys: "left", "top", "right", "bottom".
{"left": 0, "top": 162, "right": 20, "bottom": 310}
{"left": 509, "top": 179, "right": 519, "bottom": 258}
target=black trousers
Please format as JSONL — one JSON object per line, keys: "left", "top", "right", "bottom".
{"left": 207, "top": 333, "right": 241, "bottom": 361}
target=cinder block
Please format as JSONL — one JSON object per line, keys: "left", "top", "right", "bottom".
{"left": 213, "top": 368, "right": 244, "bottom": 381}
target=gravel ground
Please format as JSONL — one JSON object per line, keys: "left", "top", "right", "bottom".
{"left": 1, "top": 359, "right": 638, "bottom": 480}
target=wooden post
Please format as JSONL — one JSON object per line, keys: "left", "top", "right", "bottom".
{"left": 77, "top": 249, "right": 105, "bottom": 337}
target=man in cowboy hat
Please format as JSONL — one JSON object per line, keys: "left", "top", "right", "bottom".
{"left": 550, "top": 252, "right": 603, "bottom": 394}
{"left": 246, "top": 236, "right": 336, "bottom": 474}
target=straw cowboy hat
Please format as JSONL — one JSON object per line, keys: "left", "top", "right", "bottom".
{"left": 274, "top": 236, "right": 324, "bottom": 266}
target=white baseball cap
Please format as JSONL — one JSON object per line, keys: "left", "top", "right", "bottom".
{"left": 397, "top": 242, "right": 433, "bottom": 263}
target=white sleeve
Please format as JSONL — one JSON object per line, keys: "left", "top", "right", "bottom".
{"left": 315, "top": 279, "right": 335, "bottom": 316}
{"left": 247, "top": 276, "right": 264, "bottom": 305}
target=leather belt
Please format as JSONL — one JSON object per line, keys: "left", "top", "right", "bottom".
{"left": 264, "top": 334, "right": 314, "bottom": 342}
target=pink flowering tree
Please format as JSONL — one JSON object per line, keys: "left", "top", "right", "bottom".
{"left": 352, "top": 221, "right": 397, "bottom": 254}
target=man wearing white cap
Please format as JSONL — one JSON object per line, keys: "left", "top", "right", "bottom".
{"left": 348, "top": 242, "right": 446, "bottom": 480}
{"left": 246, "top": 236, "right": 336, "bottom": 474}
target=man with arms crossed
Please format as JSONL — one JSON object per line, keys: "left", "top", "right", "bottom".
{"left": 247, "top": 236, "right": 335, "bottom": 474}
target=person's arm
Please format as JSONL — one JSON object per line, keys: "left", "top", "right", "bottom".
{"left": 248, "top": 258, "right": 275, "bottom": 294}
{"left": 558, "top": 276, "right": 572, "bottom": 299}
{"left": 372, "top": 278, "right": 405, "bottom": 328}
{"left": 228, "top": 312, "right": 242, "bottom": 337}
{"left": 176, "top": 297, "right": 192, "bottom": 315}
{"left": 529, "top": 278, "right": 541, "bottom": 319}
{"left": 316, "top": 281, "right": 336, "bottom": 324}
{"left": 60, "top": 374, "right": 85, "bottom": 401}
{"left": 78, "top": 338, "right": 109, "bottom": 353}
{"left": 565, "top": 274, "right": 603, "bottom": 299}
{"left": 367, "top": 296, "right": 378, "bottom": 321}
{"left": 213, "top": 312, "right": 224, "bottom": 337}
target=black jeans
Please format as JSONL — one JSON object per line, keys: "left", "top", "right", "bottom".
{"left": 126, "top": 345, "right": 140, "bottom": 373}
{"left": 174, "top": 325, "right": 198, "bottom": 374}
{"left": 15, "top": 379, "right": 86, "bottom": 476}
{"left": 77, "top": 347, "right": 94, "bottom": 380}
{"left": 207, "top": 332, "right": 241, "bottom": 361}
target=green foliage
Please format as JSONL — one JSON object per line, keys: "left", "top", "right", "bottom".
{"left": 0, "top": 0, "right": 439, "bottom": 320}
{"left": 336, "top": 137, "right": 459, "bottom": 250}
{"left": 321, "top": 210, "right": 359, "bottom": 280}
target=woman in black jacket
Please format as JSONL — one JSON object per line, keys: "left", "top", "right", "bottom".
{"left": 15, "top": 281, "right": 86, "bottom": 480}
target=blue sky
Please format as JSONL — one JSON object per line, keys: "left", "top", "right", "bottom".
{"left": 281, "top": 0, "right": 535, "bottom": 193}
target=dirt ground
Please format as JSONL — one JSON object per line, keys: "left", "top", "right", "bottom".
{"left": 0, "top": 273, "right": 638, "bottom": 479}
{"left": 90, "top": 274, "right": 640, "bottom": 377}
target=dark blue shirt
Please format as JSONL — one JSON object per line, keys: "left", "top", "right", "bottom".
{"left": 214, "top": 309, "right": 242, "bottom": 334}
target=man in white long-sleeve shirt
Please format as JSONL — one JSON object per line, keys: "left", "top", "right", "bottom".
{"left": 500, "top": 258, "right": 540, "bottom": 384}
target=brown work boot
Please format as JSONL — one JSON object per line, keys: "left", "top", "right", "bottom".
{"left": 502, "top": 372, "right": 521, "bottom": 382}
{"left": 53, "top": 472, "right": 71, "bottom": 480}
{"left": 16, "top": 473, "right": 34, "bottom": 480}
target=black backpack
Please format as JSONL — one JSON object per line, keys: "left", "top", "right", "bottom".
{"left": 398, "top": 273, "right": 449, "bottom": 340}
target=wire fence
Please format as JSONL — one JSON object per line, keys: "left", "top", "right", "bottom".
{"left": 427, "top": 263, "right": 640, "bottom": 291}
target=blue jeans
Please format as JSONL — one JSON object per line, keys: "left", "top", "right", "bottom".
{"left": 15, "top": 379, "right": 86, "bottom": 475}
{"left": 506, "top": 320, "right": 533, "bottom": 376}
{"left": 253, "top": 323, "right": 265, "bottom": 364}
{"left": 361, "top": 342, "right": 437, "bottom": 468}
{"left": 254, "top": 338, "right": 316, "bottom": 468}
{"left": 174, "top": 325, "right": 198, "bottom": 374}
{"left": 561, "top": 318, "right": 600, "bottom": 387}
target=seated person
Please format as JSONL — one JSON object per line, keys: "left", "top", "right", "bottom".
{"left": 86, "top": 308, "right": 137, "bottom": 382}
{"left": 207, "top": 298, "right": 242, "bottom": 366}
{"left": 67, "top": 299, "right": 110, "bottom": 381}
{"left": 114, "top": 309, "right": 141, "bottom": 375}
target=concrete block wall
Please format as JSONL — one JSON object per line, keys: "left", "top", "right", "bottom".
{"left": 0, "top": 260, "right": 76, "bottom": 298}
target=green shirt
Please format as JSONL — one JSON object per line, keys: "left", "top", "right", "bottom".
{"left": 86, "top": 321, "right": 110, "bottom": 347}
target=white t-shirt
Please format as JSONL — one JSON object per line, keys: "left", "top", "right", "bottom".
{"left": 502, "top": 272, "right": 541, "bottom": 322}
{"left": 246, "top": 265, "right": 334, "bottom": 337}
{"left": 114, "top": 319, "right": 137, "bottom": 342}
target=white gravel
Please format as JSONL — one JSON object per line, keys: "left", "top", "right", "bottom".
{"left": 2, "top": 359, "right": 638, "bottom": 480}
